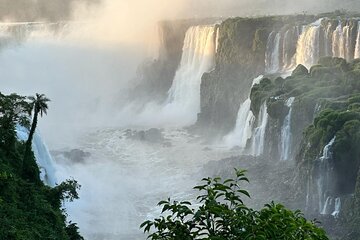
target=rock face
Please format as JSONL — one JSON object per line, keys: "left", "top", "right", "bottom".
{"left": 130, "top": 18, "right": 220, "bottom": 103}
{"left": 249, "top": 57, "right": 360, "bottom": 237}
{"left": 195, "top": 15, "right": 316, "bottom": 136}
{"left": 125, "top": 128, "right": 166, "bottom": 144}
{"left": 52, "top": 149, "right": 91, "bottom": 163}
{"left": 131, "top": 13, "right": 360, "bottom": 238}
{"left": 196, "top": 51, "right": 358, "bottom": 237}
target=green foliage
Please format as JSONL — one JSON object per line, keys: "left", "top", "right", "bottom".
{"left": 65, "top": 222, "right": 84, "bottom": 240}
{"left": 0, "top": 93, "right": 31, "bottom": 155}
{"left": 250, "top": 78, "right": 275, "bottom": 115}
{"left": 141, "top": 170, "right": 328, "bottom": 240}
{"left": 292, "top": 64, "right": 308, "bottom": 77}
{"left": 22, "top": 93, "right": 51, "bottom": 184}
{"left": 0, "top": 92, "right": 83, "bottom": 240}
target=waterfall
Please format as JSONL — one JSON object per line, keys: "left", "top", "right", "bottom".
{"left": 16, "top": 126, "right": 56, "bottom": 186}
{"left": 295, "top": 19, "right": 322, "bottom": 68}
{"left": 321, "top": 196, "right": 334, "bottom": 215}
{"left": 355, "top": 21, "right": 360, "bottom": 59}
{"left": 215, "top": 27, "right": 220, "bottom": 53}
{"left": 224, "top": 99, "right": 255, "bottom": 149}
{"left": 332, "top": 21, "right": 343, "bottom": 58}
{"left": 282, "top": 28, "right": 296, "bottom": 70}
{"left": 332, "top": 21, "right": 352, "bottom": 61}
{"left": 324, "top": 22, "right": 333, "bottom": 57}
{"left": 264, "top": 18, "right": 360, "bottom": 73}
{"left": 249, "top": 102, "right": 268, "bottom": 156}
{"left": 265, "top": 32, "right": 281, "bottom": 73}
{"left": 280, "top": 97, "right": 295, "bottom": 161}
{"left": 163, "top": 25, "right": 216, "bottom": 124}
{"left": 332, "top": 197, "right": 341, "bottom": 217}
{"left": 317, "top": 136, "right": 336, "bottom": 214}
{"left": 224, "top": 75, "right": 263, "bottom": 149}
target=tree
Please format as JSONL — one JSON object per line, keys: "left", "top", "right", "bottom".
{"left": 0, "top": 93, "right": 31, "bottom": 155}
{"left": 141, "top": 169, "right": 328, "bottom": 240}
{"left": 23, "top": 93, "right": 50, "bottom": 182}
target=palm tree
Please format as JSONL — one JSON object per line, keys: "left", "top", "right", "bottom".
{"left": 25, "top": 93, "right": 50, "bottom": 148}
{"left": 23, "top": 93, "right": 50, "bottom": 181}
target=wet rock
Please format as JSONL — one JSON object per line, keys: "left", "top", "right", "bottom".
{"left": 52, "top": 149, "right": 91, "bottom": 163}
{"left": 126, "top": 128, "right": 166, "bottom": 143}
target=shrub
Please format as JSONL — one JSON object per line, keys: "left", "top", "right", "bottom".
{"left": 141, "top": 170, "right": 328, "bottom": 240}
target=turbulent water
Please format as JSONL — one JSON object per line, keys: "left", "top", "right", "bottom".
{"left": 0, "top": 22, "right": 225, "bottom": 239}
{"left": 3, "top": 15, "right": 360, "bottom": 239}
{"left": 55, "top": 128, "right": 232, "bottom": 239}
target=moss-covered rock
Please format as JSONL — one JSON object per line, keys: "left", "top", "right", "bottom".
{"left": 292, "top": 64, "right": 309, "bottom": 76}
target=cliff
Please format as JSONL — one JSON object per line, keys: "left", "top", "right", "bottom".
{"left": 0, "top": 93, "right": 82, "bottom": 240}
{"left": 195, "top": 15, "right": 317, "bottom": 136}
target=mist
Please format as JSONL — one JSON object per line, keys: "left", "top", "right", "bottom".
{"left": 2, "top": 0, "right": 360, "bottom": 239}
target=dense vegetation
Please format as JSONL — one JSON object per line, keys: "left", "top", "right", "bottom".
{"left": 0, "top": 92, "right": 83, "bottom": 240}
{"left": 249, "top": 57, "right": 360, "bottom": 238}
{"left": 141, "top": 169, "right": 328, "bottom": 240}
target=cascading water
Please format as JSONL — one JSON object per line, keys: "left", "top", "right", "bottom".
{"left": 332, "top": 197, "right": 341, "bottom": 217}
{"left": 162, "top": 25, "right": 216, "bottom": 124}
{"left": 16, "top": 125, "right": 56, "bottom": 186}
{"left": 324, "top": 21, "right": 333, "bottom": 57}
{"left": 224, "top": 75, "right": 263, "bottom": 149}
{"left": 295, "top": 19, "right": 322, "bottom": 68}
{"left": 317, "top": 137, "right": 337, "bottom": 215}
{"left": 264, "top": 18, "right": 360, "bottom": 73}
{"left": 215, "top": 27, "right": 220, "bottom": 53}
{"left": 249, "top": 102, "right": 268, "bottom": 156}
{"left": 265, "top": 32, "right": 281, "bottom": 73}
{"left": 224, "top": 99, "right": 255, "bottom": 149}
{"left": 282, "top": 27, "right": 299, "bottom": 70}
{"left": 332, "top": 21, "right": 352, "bottom": 61}
{"left": 265, "top": 26, "right": 300, "bottom": 74}
{"left": 354, "top": 21, "right": 360, "bottom": 59}
{"left": 280, "top": 97, "right": 295, "bottom": 161}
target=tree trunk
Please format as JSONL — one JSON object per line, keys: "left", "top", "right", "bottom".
{"left": 26, "top": 107, "right": 38, "bottom": 151}
{"left": 22, "top": 107, "right": 40, "bottom": 183}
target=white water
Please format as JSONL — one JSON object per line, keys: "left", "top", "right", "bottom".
{"left": 215, "top": 26, "right": 220, "bottom": 53}
{"left": 265, "top": 32, "right": 281, "bottom": 73}
{"left": 55, "top": 128, "right": 232, "bottom": 239}
{"left": 321, "top": 196, "right": 341, "bottom": 217}
{"left": 224, "top": 75, "right": 263, "bottom": 149}
{"left": 295, "top": 19, "right": 322, "bottom": 68}
{"left": 332, "top": 21, "right": 352, "bottom": 61}
{"left": 332, "top": 197, "right": 341, "bottom": 217}
{"left": 321, "top": 196, "right": 334, "bottom": 215}
{"left": 355, "top": 21, "right": 360, "bottom": 59}
{"left": 163, "top": 25, "right": 216, "bottom": 125}
{"left": 282, "top": 27, "right": 298, "bottom": 70}
{"left": 249, "top": 102, "right": 268, "bottom": 156}
{"left": 324, "top": 21, "right": 333, "bottom": 57}
{"left": 0, "top": 22, "right": 225, "bottom": 239}
{"left": 317, "top": 136, "right": 336, "bottom": 214}
{"left": 280, "top": 97, "right": 295, "bottom": 161}
{"left": 16, "top": 125, "right": 56, "bottom": 186}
